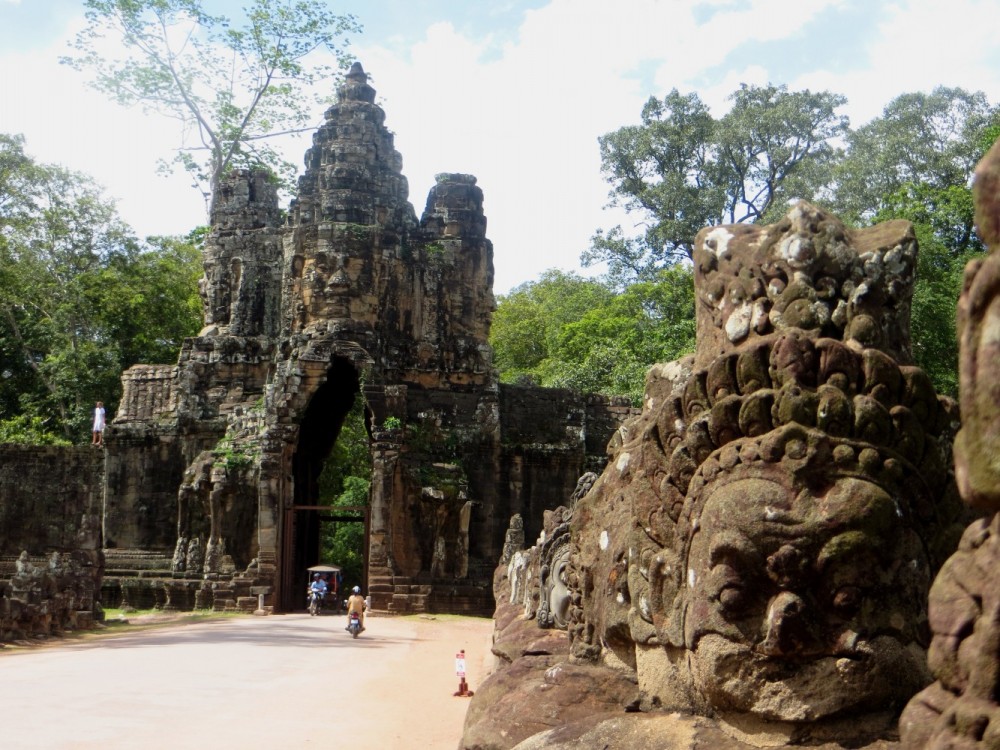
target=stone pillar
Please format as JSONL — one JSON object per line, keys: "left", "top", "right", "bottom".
{"left": 367, "top": 439, "right": 398, "bottom": 610}
{"left": 201, "top": 169, "right": 283, "bottom": 336}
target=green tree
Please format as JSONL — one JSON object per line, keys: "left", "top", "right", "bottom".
{"left": 63, "top": 0, "right": 361, "bottom": 204}
{"left": 834, "top": 87, "right": 998, "bottom": 233}
{"left": 95, "top": 234, "right": 205, "bottom": 366}
{"left": 905, "top": 224, "right": 973, "bottom": 398}
{"left": 491, "top": 267, "right": 696, "bottom": 405}
{"left": 548, "top": 266, "right": 696, "bottom": 404}
{"left": 586, "top": 90, "right": 720, "bottom": 283}
{"left": 317, "top": 396, "right": 371, "bottom": 587}
{"left": 588, "top": 84, "right": 848, "bottom": 282}
{"left": 491, "top": 270, "right": 614, "bottom": 386}
{"left": 589, "top": 83, "right": 997, "bottom": 397}
{"left": 716, "top": 84, "right": 848, "bottom": 223}
{"left": 0, "top": 135, "right": 203, "bottom": 442}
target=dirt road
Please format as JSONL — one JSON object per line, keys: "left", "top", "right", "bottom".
{"left": 0, "top": 612, "right": 494, "bottom": 750}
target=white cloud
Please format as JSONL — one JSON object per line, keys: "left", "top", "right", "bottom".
{"left": 0, "top": 16, "right": 206, "bottom": 236}
{"left": 784, "top": 0, "right": 1000, "bottom": 127}
{"left": 353, "top": 0, "right": 852, "bottom": 291}
{"left": 2, "top": 0, "right": 998, "bottom": 294}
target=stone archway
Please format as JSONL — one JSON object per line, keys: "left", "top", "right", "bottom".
{"left": 278, "top": 356, "right": 372, "bottom": 612}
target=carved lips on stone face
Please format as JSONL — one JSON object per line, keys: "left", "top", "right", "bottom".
{"left": 663, "top": 434, "right": 933, "bottom": 722}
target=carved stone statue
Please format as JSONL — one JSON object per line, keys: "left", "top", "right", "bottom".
{"left": 536, "top": 527, "right": 571, "bottom": 630}
{"left": 563, "top": 202, "right": 963, "bottom": 745}
{"left": 651, "top": 424, "right": 935, "bottom": 724}
{"left": 899, "top": 138, "right": 1000, "bottom": 749}
{"left": 500, "top": 513, "right": 525, "bottom": 566}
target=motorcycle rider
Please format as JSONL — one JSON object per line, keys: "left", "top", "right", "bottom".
{"left": 346, "top": 585, "right": 366, "bottom": 632}
{"left": 309, "top": 573, "right": 328, "bottom": 607}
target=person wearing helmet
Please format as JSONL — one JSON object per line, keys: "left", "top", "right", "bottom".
{"left": 346, "top": 585, "right": 366, "bottom": 632}
{"left": 308, "top": 573, "right": 328, "bottom": 602}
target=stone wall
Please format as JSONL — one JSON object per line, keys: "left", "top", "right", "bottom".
{"left": 0, "top": 445, "right": 103, "bottom": 554}
{"left": 0, "top": 444, "right": 104, "bottom": 641}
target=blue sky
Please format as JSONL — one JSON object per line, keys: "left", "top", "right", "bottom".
{"left": 2, "top": 0, "right": 999, "bottom": 293}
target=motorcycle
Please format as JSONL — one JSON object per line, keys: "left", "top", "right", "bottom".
{"left": 308, "top": 591, "right": 323, "bottom": 616}
{"left": 347, "top": 611, "right": 362, "bottom": 638}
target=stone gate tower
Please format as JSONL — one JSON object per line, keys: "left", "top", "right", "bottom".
{"left": 99, "top": 64, "right": 631, "bottom": 615}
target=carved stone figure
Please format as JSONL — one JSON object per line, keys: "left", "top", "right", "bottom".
{"left": 899, "top": 138, "right": 1000, "bottom": 749}
{"left": 500, "top": 513, "right": 525, "bottom": 566}
{"left": 536, "top": 526, "right": 571, "bottom": 630}
{"left": 651, "top": 425, "right": 934, "bottom": 723}
{"left": 557, "top": 202, "right": 963, "bottom": 747}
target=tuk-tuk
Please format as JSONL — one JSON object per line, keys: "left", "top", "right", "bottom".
{"left": 306, "top": 564, "right": 342, "bottom": 612}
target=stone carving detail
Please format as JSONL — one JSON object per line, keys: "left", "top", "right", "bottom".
{"left": 462, "top": 475, "right": 640, "bottom": 750}
{"left": 694, "top": 201, "right": 918, "bottom": 365}
{"left": 1, "top": 513, "right": 104, "bottom": 642}
{"left": 535, "top": 518, "right": 571, "bottom": 630}
{"left": 500, "top": 513, "right": 525, "bottom": 566}
{"left": 501, "top": 473, "right": 598, "bottom": 628}
{"left": 199, "top": 170, "right": 283, "bottom": 337}
{"left": 547, "top": 202, "right": 964, "bottom": 747}
{"left": 536, "top": 473, "right": 595, "bottom": 630}
{"left": 899, "top": 138, "right": 1000, "bottom": 749}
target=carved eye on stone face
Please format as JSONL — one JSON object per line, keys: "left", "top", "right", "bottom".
{"left": 711, "top": 563, "right": 752, "bottom": 616}
{"left": 718, "top": 581, "right": 749, "bottom": 614}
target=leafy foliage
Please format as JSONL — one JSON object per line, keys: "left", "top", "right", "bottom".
{"left": 589, "top": 84, "right": 847, "bottom": 283}
{"left": 717, "top": 84, "right": 848, "bottom": 224}
{"left": 63, "top": 0, "right": 361, "bottom": 202}
{"left": 491, "top": 268, "right": 695, "bottom": 405}
{"left": 0, "top": 134, "right": 203, "bottom": 442}
{"left": 0, "top": 414, "right": 72, "bottom": 446}
{"left": 906, "top": 226, "right": 973, "bottom": 398}
{"left": 212, "top": 435, "right": 258, "bottom": 471}
{"left": 317, "top": 397, "right": 371, "bottom": 587}
{"left": 833, "top": 87, "right": 997, "bottom": 229}
{"left": 589, "top": 83, "right": 998, "bottom": 397}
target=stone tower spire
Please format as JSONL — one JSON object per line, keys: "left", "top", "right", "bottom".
{"left": 280, "top": 63, "right": 494, "bottom": 385}
{"left": 200, "top": 169, "right": 283, "bottom": 337}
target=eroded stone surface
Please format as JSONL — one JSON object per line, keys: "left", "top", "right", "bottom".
{"left": 693, "top": 203, "right": 918, "bottom": 366}
{"left": 468, "top": 202, "right": 964, "bottom": 749}
{"left": 899, "top": 137, "right": 1000, "bottom": 750}
{"left": 568, "top": 205, "right": 961, "bottom": 746}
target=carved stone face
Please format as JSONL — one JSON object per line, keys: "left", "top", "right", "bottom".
{"left": 545, "top": 545, "right": 572, "bottom": 629}
{"left": 682, "top": 475, "right": 930, "bottom": 721}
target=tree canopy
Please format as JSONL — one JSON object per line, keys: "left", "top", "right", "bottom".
{"left": 0, "top": 134, "right": 203, "bottom": 443}
{"left": 62, "top": 0, "right": 361, "bottom": 205}
{"left": 491, "top": 268, "right": 696, "bottom": 405}
{"left": 586, "top": 84, "right": 848, "bottom": 284}
{"left": 571, "top": 84, "right": 999, "bottom": 399}
{"left": 833, "top": 87, "right": 997, "bottom": 233}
